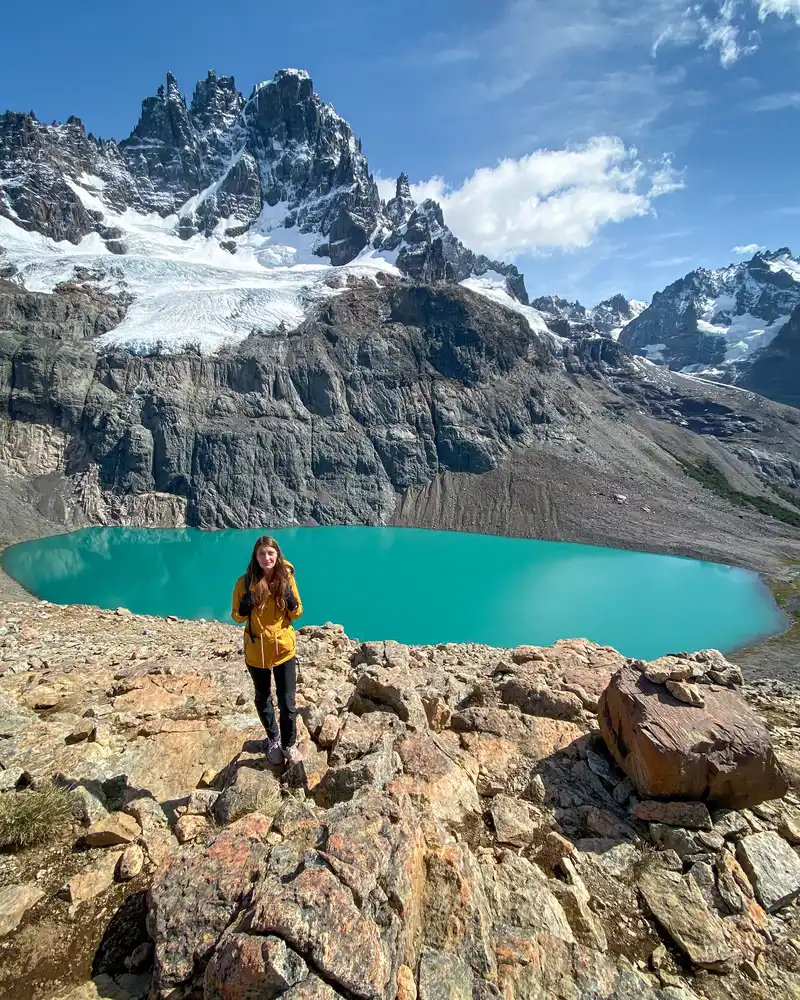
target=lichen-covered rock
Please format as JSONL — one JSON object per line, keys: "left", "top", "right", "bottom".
{"left": 245, "top": 866, "right": 390, "bottom": 998}
{"left": 147, "top": 828, "right": 268, "bottom": 994}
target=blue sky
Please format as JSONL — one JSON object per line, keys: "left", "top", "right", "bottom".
{"left": 3, "top": 0, "right": 800, "bottom": 306}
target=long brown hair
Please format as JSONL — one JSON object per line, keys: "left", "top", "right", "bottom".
{"left": 245, "top": 535, "right": 291, "bottom": 609}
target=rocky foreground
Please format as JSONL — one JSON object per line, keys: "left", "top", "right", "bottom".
{"left": 1, "top": 604, "right": 800, "bottom": 999}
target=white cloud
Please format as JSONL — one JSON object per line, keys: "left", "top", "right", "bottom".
{"left": 400, "top": 137, "right": 683, "bottom": 259}
{"left": 732, "top": 243, "right": 766, "bottom": 253}
{"left": 654, "top": 0, "right": 800, "bottom": 66}
{"left": 375, "top": 175, "right": 397, "bottom": 202}
{"left": 748, "top": 90, "right": 800, "bottom": 110}
{"left": 698, "top": 1, "right": 752, "bottom": 67}
{"left": 649, "top": 157, "right": 686, "bottom": 196}
{"left": 757, "top": 0, "right": 800, "bottom": 22}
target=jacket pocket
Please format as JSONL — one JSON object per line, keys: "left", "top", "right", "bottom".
{"left": 274, "top": 626, "right": 295, "bottom": 664}
{"left": 244, "top": 631, "right": 264, "bottom": 666}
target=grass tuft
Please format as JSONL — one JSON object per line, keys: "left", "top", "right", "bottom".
{"left": 0, "top": 782, "right": 74, "bottom": 851}
{"left": 254, "top": 783, "right": 283, "bottom": 819}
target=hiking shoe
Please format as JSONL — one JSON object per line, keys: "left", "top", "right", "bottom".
{"left": 265, "top": 738, "right": 284, "bottom": 766}
{"left": 283, "top": 744, "right": 303, "bottom": 766}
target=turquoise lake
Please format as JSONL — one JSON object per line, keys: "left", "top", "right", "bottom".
{"left": 0, "top": 526, "right": 787, "bottom": 660}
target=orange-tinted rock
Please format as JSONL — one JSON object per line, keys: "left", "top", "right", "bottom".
{"left": 246, "top": 866, "right": 390, "bottom": 998}
{"left": 599, "top": 667, "right": 788, "bottom": 809}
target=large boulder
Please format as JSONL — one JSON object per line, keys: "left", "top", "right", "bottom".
{"left": 599, "top": 665, "right": 788, "bottom": 808}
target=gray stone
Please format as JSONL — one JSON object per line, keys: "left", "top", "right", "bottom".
{"left": 612, "top": 777, "right": 636, "bottom": 805}
{"left": 634, "top": 801, "right": 712, "bottom": 830}
{"left": 711, "top": 809, "right": 751, "bottom": 839}
{"left": 649, "top": 823, "right": 703, "bottom": 858}
{"left": 737, "top": 831, "right": 800, "bottom": 912}
{"left": 316, "top": 733, "right": 397, "bottom": 806}
{"left": 0, "top": 883, "right": 44, "bottom": 937}
{"left": 0, "top": 767, "right": 23, "bottom": 792}
{"left": 716, "top": 851, "right": 753, "bottom": 914}
{"left": 499, "top": 674, "right": 584, "bottom": 720}
{"left": 85, "top": 811, "right": 141, "bottom": 846}
{"left": 123, "top": 796, "right": 169, "bottom": 836}
{"left": 480, "top": 853, "right": 574, "bottom": 943}
{"left": 71, "top": 785, "right": 110, "bottom": 826}
{"left": 696, "top": 830, "right": 724, "bottom": 851}
{"left": 688, "top": 861, "right": 727, "bottom": 914}
{"left": 637, "top": 867, "right": 734, "bottom": 969}
{"left": 575, "top": 839, "right": 641, "bottom": 878}
{"left": 117, "top": 843, "right": 145, "bottom": 881}
{"left": 490, "top": 794, "right": 537, "bottom": 847}
{"left": 355, "top": 668, "right": 428, "bottom": 731}
{"left": 418, "top": 947, "right": 474, "bottom": 1000}
{"left": 213, "top": 766, "right": 281, "bottom": 825}
{"left": 182, "top": 789, "right": 219, "bottom": 816}
{"left": 552, "top": 856, "right": 608, "bottom": 952}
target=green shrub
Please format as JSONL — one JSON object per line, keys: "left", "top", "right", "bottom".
{"left": 761, "top": 478, "right": 800, "bottom": 512}
{"left": 679, "top": 458, "right": 800, "bottom": 528}
{"left": 0, "top": 782, "right": 74, "bottom": 850}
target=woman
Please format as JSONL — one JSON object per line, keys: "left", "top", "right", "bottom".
{"left": 231, "top": 535, "right": 303, "bottom": 766}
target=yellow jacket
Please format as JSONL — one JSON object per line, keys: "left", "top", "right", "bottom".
{"left": 231, "top": 563, "right": 303, "bottom": 668}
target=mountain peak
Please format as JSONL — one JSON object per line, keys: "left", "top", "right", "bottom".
{"left": 386, "top": 173, "right": 415, "bottom": 228}
{"left": 251, "top": 68, "right": 314, "bottom": 101}
{"left": 0, "top": 65, "right": 530, "bottom": 323}
{"left": 621, "top": 248, "right": 800, "bottom": 371}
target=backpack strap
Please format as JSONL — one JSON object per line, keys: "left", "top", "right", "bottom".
{"left": 243, "top": 571, "right": 253, "bottom": 640}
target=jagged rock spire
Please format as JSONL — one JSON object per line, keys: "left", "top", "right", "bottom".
{"left": 386, "top": 172, "right": 415, "bottom": 227}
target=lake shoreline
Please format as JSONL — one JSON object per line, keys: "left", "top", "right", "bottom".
{"left": 1, "top": 506, "right": 797, "bottom": 681}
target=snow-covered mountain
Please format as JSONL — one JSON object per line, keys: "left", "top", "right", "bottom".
{"left": 530, "top": 293, "right": 647, "bottom": 341}
{"left": 590, "top": 294, "right": 648, "bottom": 340}
{"left": 619, "top": 249, "right": 800, "bottom": 374}
{"left": 0, "top": 69, "right": 531, "bottom": 353}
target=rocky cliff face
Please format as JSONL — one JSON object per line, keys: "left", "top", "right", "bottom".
{"left": 0, "top": 69, "right": 526, "bottom": 299}
{"left": 734, "top": 302, "right": 800, "bottom": 409}
{"left": 0, "top": 278, "right": 565, "bottom": 529}
{"left": 3, "top": 269, "right": 800, "bottom": 613}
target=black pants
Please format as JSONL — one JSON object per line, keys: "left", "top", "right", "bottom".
{"left": 247, "top": 658, "right": 297, "bottom": 748}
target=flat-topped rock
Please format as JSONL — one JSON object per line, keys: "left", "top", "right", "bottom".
{"left": 599, "top": 665, "right": 788, "bottom": 808}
